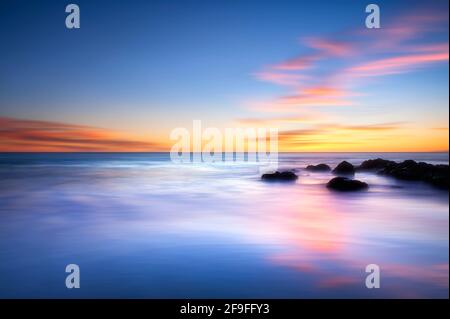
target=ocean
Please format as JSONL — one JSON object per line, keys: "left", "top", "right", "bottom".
{"left": 0, "top": 152, "right": 448, "bottom": 298}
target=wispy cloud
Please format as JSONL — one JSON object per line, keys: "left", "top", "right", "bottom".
{"left": 278, "top": 122, "right": 405, "bottom": 140}
{"left": 236, "top": 112, "right": 330, "bottom": 126}
{"left": 250, "top": 8, "right": 448, "bottom": 112}
{"left": 272, "top": 55, "right": 318, "bottom": 71}
{"left": 269, "top": 37, "right": 354, "bottom": 72}
{"left": 254, "top": 71, "right": 306, "bottom": 86}
{"left": 0, "top": 117, "right": 163, "bottom": 152}
{"left": 347, "top": 51, "right": 449, "bottom": 77}
{"left": 304, "top": 37, "right": 355, "bottom": 57}
{"left": 273, "top": 122, "right": 432, "bottom": 151}
{"left": 242, "top": 7, "right": 448, "bottom": 151}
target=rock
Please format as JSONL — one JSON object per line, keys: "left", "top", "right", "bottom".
{"left": 305, "top": 164, "right": 331, "bottom": 172}
{"left": 326, "top": 177, "right": 368, "bottom": 191}
{"left": 379, "top": 160, "right": 449, "bottom": 189}
{"left": 428, "top": 175, "right": 449, "bottom": 189}
{"left": 357, "top": 158, "right": 396, "bottom": 171}
{"left": 332, "top": 161, "right": 355, "bottom": 175}
{"left": 261, "top": 171, "right": 298, "bottom": 181}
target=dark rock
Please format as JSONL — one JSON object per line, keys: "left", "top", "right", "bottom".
{"left": 332, "top": 161, "right": 355, "bottom": 175}
{"left": 261, "top": 171, "right": 298, "bottom": 181}
{"left": 305, "top": 164, "right": 331, "bottom": 172}
{"left": 428, "top": 164, "right": 449, "bottom": 189}
{"left": 357, "top": 158, "right": 396, "bottom": 171}
{"left": 379, "top": 160, "right": 449, "bottom": 189}
{"left": 326, "top": 177, "right": 368, "bottom": 191}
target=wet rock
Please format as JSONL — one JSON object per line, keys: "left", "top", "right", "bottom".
{"left": 261, "top": 171, "right": 298, "bottom": 181}
{"left": 332, "top": 161, "right": 355, "bottom": 175}
{"left": 427, "top": 169, "right": 449, "bottom": 189}
{"left": 379, "top": 160, "right": 449, "bottom": 189}
{"left": 326, "top": 177, "right": 368, "bottom": 191}
{"left": 357, "top": 158, "right": 396, "bottom": 171}
{"left": 305, "top": 164, "right": 331, "bottom": 172}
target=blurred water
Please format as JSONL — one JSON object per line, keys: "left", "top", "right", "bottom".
{"left": 0, "top": 152, "right": 448, "bottom": 298}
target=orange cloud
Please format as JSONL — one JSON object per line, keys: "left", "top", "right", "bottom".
{"left": 0, "top": 117, "right": 164, "bottom": 152}
{"left": 302, "top": 87, "right": 345, "bottom": 96}
{"left": 274, "top": 121, "right": 448, "bottom": 152}
{"left": 275, "top": 86, "right": 354, "bottom": 109}
{"left": 235, "top": 111, "right": 332, "bottom": 127}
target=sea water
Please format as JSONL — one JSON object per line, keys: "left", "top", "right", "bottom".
{"left": 0, "top": 152, "right": 448, "bottom": 298}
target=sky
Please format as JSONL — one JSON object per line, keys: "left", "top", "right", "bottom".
{"left": 0, "top": 0, "right": 448, "bottom": 152}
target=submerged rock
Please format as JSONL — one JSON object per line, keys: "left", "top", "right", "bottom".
{"left": 305, "top": 164, "right": 331, "bottom": 172}
{"left": 332, "top": 161, "right": 355, "bottom": 175}
{"left": 358, "top": 158, "right": 396, "bottom": 171}
{"left": 261, "top": 171, "right": 298, "bottom": 181}
{"left": 326, "top": 177, "right": 368, "bottom": 191}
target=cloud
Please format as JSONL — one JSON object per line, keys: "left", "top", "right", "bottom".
{"left": 270, "top": 38, "right": 354, "bottom": 72}
{"left": 304, "top": 37, "right": 354, "bottom": 57}
{"left": 272, "top": 55, "right": 318, "bottom": 71}
{"left": 347, "top": 51, "right": 449, "bottom": 77}
{"left": 236, "top": 112, "right": 330, "bottom": 126}
{"left": 250, "top": 8, "right": 449, "bottom": 112}
{"left": 278, "top": 122, "right": 405, "bottom": 136}
{"left": 0, "top": 117, "right": 163, "bottom": 152}
{"left": 323, "top": 122, "right": 407, "bottom": 132}
{"left": 275, "top": 122, "right": 407, "bottom": 149}
{"left": 254, "top": 71, "right": 306, "bottom": 86}
{"left": 277, "top": 86, "right": 354, "bottom": 108}
{"left": 359, "top": 10, "right": 449, "bottom": 52}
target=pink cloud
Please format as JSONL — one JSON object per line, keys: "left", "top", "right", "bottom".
{"left": 254, "top": 71, "right": 306, "bottom": 86}
{"left": 272, "top": 55, "right": 318, "bottom": 71}
{"left": 348, "top": 51, "right": 449, "bottom": 77}
{"left": 304, "top": 37, "right": 354, "bottom": 56}
{"left": 358, "top": 10, "right": 449, "bottom": 52}
{"left": 248, "top": 8, "right": 448, "bottom": 114}
{"left": 270, "top": 38, "right": 353, "bottom": 72}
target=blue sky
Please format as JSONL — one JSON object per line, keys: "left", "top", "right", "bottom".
{"left": 0, "top": 0, "right": 448, "bottom": 151}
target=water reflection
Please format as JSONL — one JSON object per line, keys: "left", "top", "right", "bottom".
{"left": 0, "top": 153, "right": 448, "bottom": 298}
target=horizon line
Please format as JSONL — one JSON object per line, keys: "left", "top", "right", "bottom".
{"left": 0, "top": 151, "right": 448, "bottom": 154}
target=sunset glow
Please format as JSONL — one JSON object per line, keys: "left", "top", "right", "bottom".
{"left": 0, "top": 0, "right": 448, "bottom": 152}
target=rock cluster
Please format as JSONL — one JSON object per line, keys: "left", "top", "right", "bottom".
{"left": 378, "top": 160, "right": 449, "bottom": 189}
{"left": 260, "top": 158, "right": 448, "bottom": 190}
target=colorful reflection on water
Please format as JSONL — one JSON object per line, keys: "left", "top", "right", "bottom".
{"left": 0, "top": 153, "right": 448, "bottom": 298}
